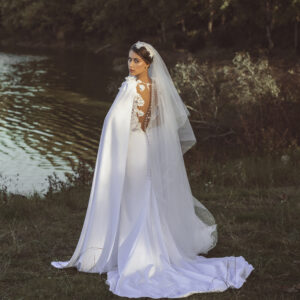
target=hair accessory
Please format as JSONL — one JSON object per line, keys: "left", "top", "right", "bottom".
{"left": 135, "top": 41, "right": 154, "bottom": 58}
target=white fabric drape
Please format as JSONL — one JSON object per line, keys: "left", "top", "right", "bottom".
{"left": 51, "top": 41, "right": 254, "bottom": 298}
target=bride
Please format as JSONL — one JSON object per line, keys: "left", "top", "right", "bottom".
{"left": 51, "top": 41, "right": 254, "bottom": 298}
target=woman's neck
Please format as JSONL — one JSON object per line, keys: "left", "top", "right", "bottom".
{"left": 136, "top": 73, "right": 151, "bottom": 84}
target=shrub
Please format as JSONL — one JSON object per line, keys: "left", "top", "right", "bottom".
{"left": 171, "top": 51, "right": 298, "bottom": 154}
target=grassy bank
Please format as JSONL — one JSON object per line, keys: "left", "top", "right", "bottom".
{"left": 0, "top": 155, "right": 300, "bottom": 300}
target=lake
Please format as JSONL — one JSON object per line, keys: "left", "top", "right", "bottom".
{"left": 0, "top": 48, "right": 126, "bottom": 196}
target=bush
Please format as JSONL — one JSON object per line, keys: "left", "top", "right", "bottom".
{"left": 171, "top": 51, "right": 298, "bottom": 154}
{"left": 44, "top": 159, "right": 93, "bottom": 199}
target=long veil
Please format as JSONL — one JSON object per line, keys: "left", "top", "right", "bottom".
{"left": 138, "top": 41, "right": 218, "bottom": 257}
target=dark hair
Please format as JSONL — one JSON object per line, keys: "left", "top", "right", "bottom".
{"left": 130, "top": 44, "right": 153, "bottom": 65}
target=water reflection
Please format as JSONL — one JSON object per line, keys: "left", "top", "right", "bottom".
{"left": 0, "top": 51, "right": 113, "bottom": 196}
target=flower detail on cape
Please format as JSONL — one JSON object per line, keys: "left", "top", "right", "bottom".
{"left": 125, "top": 75, "right": 137, "bottom": 82}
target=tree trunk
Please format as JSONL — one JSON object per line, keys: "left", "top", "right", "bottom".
{"left": 180, "top": 18, "right": 186, "bottom": 33}
{"left": 295, "top": 16, "right": 299, "bottom": 50}
{"left": 208, "top": 0, "right": 214, "bottom": 33}
{"left": 265, "top": 0, "right": 274, "bottom": 50}
{"left": 221, "top": 13, "right": 226, "bottom": 26}
{"left": 161, "top": 20, "right": 167, "bottom": 43}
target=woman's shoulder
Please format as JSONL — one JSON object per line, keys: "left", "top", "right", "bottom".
{"left": 119, "top": 75, "right": 137, "bottom": 90}
{"left": 124, "top": 75, "right": 137, "bottom": 83}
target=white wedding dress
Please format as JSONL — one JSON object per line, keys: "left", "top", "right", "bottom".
{"left": 52, "top": 78, "right": 254, "bottom": 298}
{"left": 105, "top": 88, "right": 254, "bottom": 298}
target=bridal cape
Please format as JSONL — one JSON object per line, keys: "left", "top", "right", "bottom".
{"left": 51, "top": 71, "right": 254, "bottom": 297}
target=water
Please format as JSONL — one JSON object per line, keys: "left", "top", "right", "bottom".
{"left": 0, "top": 48, "right": 124, "bottom": 196}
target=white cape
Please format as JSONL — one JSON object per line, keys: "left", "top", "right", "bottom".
{"left": 51, "top": 76, "right": 254, "bottom": 298}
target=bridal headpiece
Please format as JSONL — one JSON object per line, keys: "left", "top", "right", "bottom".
{"left": 134, "top": 41, "right": 155, "bottom": 59}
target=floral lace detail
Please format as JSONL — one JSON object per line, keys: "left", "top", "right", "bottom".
{"left": 131, "top": 93, "right": 145, "bottom": 131}
{"left": 123, "top": 75, "right": 151, "bottom": 132}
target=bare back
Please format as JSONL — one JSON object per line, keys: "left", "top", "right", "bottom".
{"left": 136, "top": 81, "right": 152, "bottom": 131}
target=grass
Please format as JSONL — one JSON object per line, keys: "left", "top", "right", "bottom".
{"left": 0, "top": 155, "right": 300, "bottom": 300}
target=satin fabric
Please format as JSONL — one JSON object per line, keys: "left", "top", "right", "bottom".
{"left": 51, "top": 78, "right": 136, "bottom": 272}
{"left": 51, "top": 76, "right": 254, "bottom": 298}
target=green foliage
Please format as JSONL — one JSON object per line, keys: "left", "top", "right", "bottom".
{"left": 231, "top": 52, "right": 280, "bottom": 104}
{"left": 189, "top": 149, "right": 300, "bottom": 190}
{"left": 172, "top": 51, "right": 280, "bottom": 111}
{"left": 0, "top": 0, "right": 77, "bottom": 40}
{"left": 44, "top": 159, "right": 93, "bottom": 200}
{"left": 0, "top": 0, "right": 300, "bottom": 51}
{"left": 172, "top": 51, "right": 299, "bottom": 154}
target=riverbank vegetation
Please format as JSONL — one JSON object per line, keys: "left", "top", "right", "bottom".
{"left": 172, "top": 50, "right": 300, "bottom": 157}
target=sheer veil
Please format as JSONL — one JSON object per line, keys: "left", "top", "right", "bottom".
{"left": 135, "top": 41, "right": 218, "bottom": 256}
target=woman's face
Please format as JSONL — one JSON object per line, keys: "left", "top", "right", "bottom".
{"left": 128, "top": 50, "right": 149, "bottom": 76}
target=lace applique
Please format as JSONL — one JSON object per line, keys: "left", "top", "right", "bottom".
{"left": 138, "top": 84, "right": 145, "bottom": 92}
{"left": 127, "top": 76, "right": 152, "bottom": 132}
{"left": 131, "top": 93, "right": 145, "bottom": 131}
{"left": 137, "top": 79, "right": 152, "bottom": 91}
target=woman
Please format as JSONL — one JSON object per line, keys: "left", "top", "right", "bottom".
{"left": 51, "top": 41, "right": 254, "bottom": 298}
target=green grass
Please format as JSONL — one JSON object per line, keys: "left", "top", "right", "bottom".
{"left": 1, "top": 155, "right": 300, "bottom": 299}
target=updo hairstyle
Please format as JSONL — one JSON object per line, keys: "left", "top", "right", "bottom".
{"left": 130, "top": 44, "right": 154, "bottom": 65}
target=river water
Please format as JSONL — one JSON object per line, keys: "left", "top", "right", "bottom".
{"left": 0, "top": 48, "right": 124, "bottom": 196}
